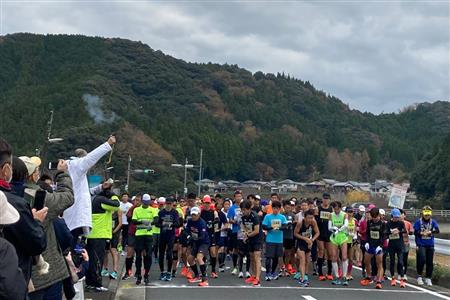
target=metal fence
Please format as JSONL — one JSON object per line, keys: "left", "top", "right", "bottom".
{"left": 408, "top": 236, "right": 450, "bottom": 256}
{"left": 384, "top": 209, "right": 450, "bottom": 218}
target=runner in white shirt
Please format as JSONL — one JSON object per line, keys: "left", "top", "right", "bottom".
{"left": 120, "top": 193, "right": 133, "bottom": 255}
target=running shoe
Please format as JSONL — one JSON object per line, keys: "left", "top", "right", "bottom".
{"left": 245, "top": 271, "right": 251, "bottom": 278}
{"left": 218, "top": 267, "right": 225, "bottom": 273}
{"left": 101, "top": 269, "right": 109, "bottom": 277}
{"left": 211, "top": 272, "right": 218, "bottom": 279}
{"left": 144, "top": 276, "right": 150, "bottom": 285}
{"left": 417, "top": 277, "right": 424, "bottom": 285}
{"left": 252, "top": 279, "right": 261, "bottom": 287}
{"left": 136, "top": 276, "right": 142, "bottom": 285}
{"left": 331, "top": 278, "right": 341, "bottom": 285}
{"left": 232, "top": 268, "right": 238, "bottom": 275}
{"left": 109, "top": 271, "right": 118, "bottom": 280}
{"left": 425, "top": 278, "right": 432, "bottom": 286}
{"left": 121, "top": 273, "right": 130, "bottom": 280}
{"left": 294, "top": 272, "right": 301, "bottom": 280}
{"left": 95, "top": 287, "right": 108, "bottom": 292}
{"left": 326, "top": 275, "right": 333, "bottom": 281}
{"left": 265, "top": 274, "right": 272, "bottom": 281}
{"left": 188, "top": 277, "right": 202, "bottom": 283}
{"left": 238, "top": 271, "right": 244, "bottom": 278}
{"left": 198, "top": 280, "right": 209, "bottom": 287}
{"left": 360, "top": 277, "right": 371, "bottom": 286}
{"left": 346, "top": 275, "right": 353, "bottom": 281}
{"left": 160, "top": 273, "right": 166, "bottom": 281}
{"left": 342, "top": 278, "right": 348, "bottom": 286}
{"left": 375, "top": 281, "right": 382, "bottom": 289}
{"left": 403, "top": 275, "right": 408, "bottom": 281}
{"left": 181, "top": 266, "right": 188, "bottom": 277}
{"left": 165, "top": 273, "right": 172, "bottom": 281}
{"left": 261, "top": 266, "right": 266, "bottom": 272}
{"left": 186, "top": 272, "right": 194, "bottom": 280}
{"left": 400, "top": 279, "right": 406, "bottom": 288}
{"left": 319, "top": 275, "right": 326, "bottom": 281}
{"left": 272, "top": 273, "right": 279, "bottom": 280}
{"left": 245, "top": 276, "right": 256, "bottom": 283}
{"left": 391, "top": 278, "right": 396, "bottom": 286}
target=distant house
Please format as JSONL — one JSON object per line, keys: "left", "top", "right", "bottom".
{"left": 372, "top": 180, "right": 392, "bottom": 193}
{"left": 242, "top": 180, "right": 263, "bottom": 190}
{"left": 278, "top": 179, "right": 299, "bottom": 192}
{"left": 213, "top": 182, "right": 227, "bottom": 193}
{"left": 323, "top": 178, "right": 337, "bottom": 187}
{"left": 221, "top": 180, "right": 241, "bottom": 190}
{"left": 197, "top": 178, "right": 216, "bottom": 189}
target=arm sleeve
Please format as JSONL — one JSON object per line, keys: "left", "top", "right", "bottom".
{"left": 89, "top": 184, "right": 103, "bottom": 196}
{"left": 71, "top": 142, "right": 112, "bottom": 174}
{"left": 100, "top": 197, "right": 120, "bottom": 212}
{"left": 340, "top": 218, "right": 349, "bottom": 232}
{"left": 45, "top": 172, "right": 74, "bottom": 221}
{"left": 328, "top": 220, "right": 333, "bottom": 232}
{"left": 432, "top": 220, "right": 440, "bottom": 234}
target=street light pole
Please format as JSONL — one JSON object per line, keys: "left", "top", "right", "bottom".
{"left": 126, "top": 155, "right": 131, "bottom": 192}
{"left": 183, "top": 158, "right": 188, "bottom": 197}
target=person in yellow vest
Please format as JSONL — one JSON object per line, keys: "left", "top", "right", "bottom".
{"left": 132, "top": 193, "right": 158, "bottom": 285}
{"left": 345, "top": 206, "right": 357, "bottom": 281}
{"left": 85, "top": 191, "right": 120, "bottom": 292}
{"left": 328, "top": 201, "right": 349, "bottom": 286}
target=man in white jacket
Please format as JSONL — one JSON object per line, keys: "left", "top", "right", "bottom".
{"left": 63, "top": 135, "right": 116, "bottom": 237}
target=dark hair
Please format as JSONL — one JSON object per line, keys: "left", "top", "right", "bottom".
{"left": 247, "top": 194, "right": 256, "bottom": 200}
{"left": 215, "top": 194, "right": 223, "bottom": 199}
{"left": 39, "top": 174, "right": 52, "bottom": 182}
{"left": 271, "top": 193, "right": 279, "bottom": 198}
{"left": 399, "top": 209, "right": 405, "bottom": 215}
{"left": 38, "top": 180, "right": 53, "bottom": 193}
{"left": 11, "top": 156, "right": 28, "bottom": 182}
{"left": 322, "top": 192, "right": 331, "bottom": 199}
{"left": 187, "top": 192, "right": 197, "bottom": 200}
{"left": 370, "top": 207, "right": 380, "bottom": 218}
{"left": 307, "top": 199, "right": 315, "bottom": 205}
{"left": 305, "top": 209, "right": 316, "bottom": 217}
{"left": 0, "top": 138, "right": 12, "bottom": 167}
{"left": 121, "top": 192, "right": 130, "bottom": 197}
{"left": 283, "top": 199, "right": 292, "bottom": 207}
{"left": 272, "top": 200, "right": 282, "bottom": 209}
{"left": 135, "top": 193, "right": 142, "bottom": 198}
{"left": 240, "top": 199, "right": 252, "bottom": 210}
{"left": 223, "top": 198, "right": 231, "bottom": 205}
{"left": 331, "top": 201, "right": 342, "bottom": 209}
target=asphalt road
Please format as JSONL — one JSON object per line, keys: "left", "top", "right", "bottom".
{"left": 113, "top": 259, "right": 450, "bottom": 300}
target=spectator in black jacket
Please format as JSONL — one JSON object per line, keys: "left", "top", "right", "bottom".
{"left": 0, "top": 190, "right": 27, "bottom": 300}
{"left": 0, "top": 138, "right": 47, "bottom": 289}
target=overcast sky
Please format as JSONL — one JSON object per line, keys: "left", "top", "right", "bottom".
{"left": 1, "top": 0, "right": 449, "bottom": 114}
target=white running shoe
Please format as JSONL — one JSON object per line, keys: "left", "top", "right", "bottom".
{"left": 95, "top": 287, "right": 108, "bottom": 292}
{"left": 231, "top": 268, "right": 238, "bottom": 275}
{"left": 425, "top": 278, "right": 432, "bottom": 286}
{"left": 121, "top": 251, "right": 127, "bottom": 256}
{"left": 403, "top": 275, "right": 408, "bottom": 281}
{"left": 261, "top": 266, "right": 266, "bottom": 272}
{"left": 245, "top": 271, "right": 251, "bottom": 278}
{"left": 238, "top": 272, "right": 244, "bottom": 278}
{"left": 417, "top": 277, "right": 424, "bottom": 285}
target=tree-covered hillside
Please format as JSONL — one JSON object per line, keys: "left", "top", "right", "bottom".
{"left": 0, "top": 33, "right": 449, "bottom": 194}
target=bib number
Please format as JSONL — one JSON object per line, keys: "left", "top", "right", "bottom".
{"left": 370, "top": 231, "right": 380, "bottom": 239}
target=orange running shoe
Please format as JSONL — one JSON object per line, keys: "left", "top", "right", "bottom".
{"left": 391, "top": 279, "right": 396, "bottom": 286}
{"left": 188, "top": 277, "right": 201, "bottom": 283}
{"left": 319, "top": 275, "right": 327, "bottom": 281}
{"left": 360, "top": 278, "right": 371, "bottom": 286}
{"left": 252, "top": 279, "right": 261, "bottom": 286}
{"left": 326, "top": 275, "right": 334, "bottom": 281}
{"left": 181, "top": 267, "right": 188, "bottom": 277}
{"left": 400, "top": 279, "right": 406, "bottom": 288}
{"left": 245, "top": 276, "right": 256, "bottom": 283}
{"left": 375, "top": 282, "right": 382, "bottom": 289}
{"left": 198, "top": 280, "right": 209, "bottom": 287}
{"left": 186, "top": 272, "right": 194, "bottom": 280}
{"left": 211, "top": 272, "right": 218, "bottom": 279}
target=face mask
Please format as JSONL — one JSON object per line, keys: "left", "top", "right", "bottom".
{"left": 3, "top": 163, "right": 12, "bottom": 183}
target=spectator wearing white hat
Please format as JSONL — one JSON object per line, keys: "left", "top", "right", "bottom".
{"left": 0, "top": 190, "right": 28, "bottom": 300}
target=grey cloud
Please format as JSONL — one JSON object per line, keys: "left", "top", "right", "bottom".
{"left": 2, "top": 1, "right": 449, "bottom": 113}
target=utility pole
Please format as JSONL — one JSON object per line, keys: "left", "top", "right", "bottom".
{"left": 183, "top": 158, "right": 188, "bottom": 197}
{"left": 197, "top": 148, "right": 203, "bottom": 195}
{"left": 126, "top": 155, "right": 131, "bottom": 192}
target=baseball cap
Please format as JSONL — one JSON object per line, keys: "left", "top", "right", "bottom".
{"left": 190, "top": 206, "right": 201, "bottom": 215}
{"left": 345, "top": 206, "right": 354, "bottom": 213}
{"left": 165, "top": 197, "right": 175, "bottom": 203}
{"left": 203, "top": 195, "right": 212, "bottom": 203}
{"left": 322, "top": 192, "right": 331, "bottom": 199}
{"left": 142, "top": 193, "right": 151, "bottom": 204}
{"left": 379, "top": 208, "right": 386, "bottom": 215}
{"left": 0, "top": 191, "right": 20, "bottom": 225}
{"left": 19, "top": 156, "right": 40, "bottom": 176}
{"left": 255, "top": 195, "right": 261, "bottom": 200}
{"left": 391, "top": 208, "right": 401, "bottom": 218}
{"left": 359, "top": 205, "right": 366, "bottom": 212}
{"left": 368, "top": 204, "right": 376, "bottom": 211}
{"left": 158, "top": 197, "right": 166, "bottom": 204}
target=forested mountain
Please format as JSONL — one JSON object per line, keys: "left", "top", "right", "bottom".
{"left": 0, "top": 33, "right": 449, "bottom": 194}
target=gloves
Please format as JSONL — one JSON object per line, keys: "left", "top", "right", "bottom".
{"left": 375, "top": 246, "right": 382, "bottom": 255}
{"left": 331, "top": 226, "right": 339, "bottom": 234}
{"left": 186, "top": 235, "right": 191, "bottom": 241}
{"left": 365, "top": 243, "right": 370, "bottom": 251}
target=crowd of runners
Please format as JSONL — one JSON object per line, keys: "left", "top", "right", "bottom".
{"left": 115, "top": 190, "right": 440, "bottom": 289}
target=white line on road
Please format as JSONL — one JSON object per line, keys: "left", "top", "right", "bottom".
{"left": 303, "top": 296, "right": 317, "bottom": 300}
{"left": 352, "top": 266, "right": 450, "bottom": 300}
{"left": 123, "top": 285, "right": 427, "bottom": 293}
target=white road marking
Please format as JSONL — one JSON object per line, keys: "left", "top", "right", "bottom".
{"left": 353, "top": 266, "right": 450, "bottom": 300}
{"left": 123, "top": 285, "right": 426, "bottom": 293}
{"left": 303, "top": 296, "right": 317, "bottom": 300}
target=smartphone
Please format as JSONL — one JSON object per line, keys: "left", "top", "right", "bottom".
{"left": 33, "top": 190, "right": 46, "bottom": 210}
{"left": 48, "top": 161, "right": 59, "bottom": 170}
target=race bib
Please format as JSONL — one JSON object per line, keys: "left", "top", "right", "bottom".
{"left": 271, "top": 219, "right": 281, "bottom": 230}
{"left": 370, "top": 231, "right": 380, "bottom": 239}
{"left": 245, "top": 223, "right": 253, "bottom": 233}
{"left": 220, "top": 230, "right": 228, "bottom": 237}
{"left": 389, "top": 232, "right": 400, "bottom": 240}
{"left": 422, "top": 232, "right": 431, "bottom": 240}
{"left": 320, "top": 211, "right": 331, "bottom": 220}
{"left": 162, "top": 221, "right": 172, "bottom": 229}
{"left": 191, "top": 232, "right": 199, "bottom": 240}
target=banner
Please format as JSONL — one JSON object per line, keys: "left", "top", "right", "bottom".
{"left": 388, "top": 183, "right": 409, "bottom": 209}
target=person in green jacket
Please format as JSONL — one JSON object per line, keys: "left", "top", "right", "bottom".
{"left": 85, "top": 189, "right": 120, "bottom": 292}
{"left": 132, "top": 193, "right": 158, "bottom": 286}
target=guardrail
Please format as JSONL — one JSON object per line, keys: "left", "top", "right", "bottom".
{"left": 384, "top": 209, "right": 450, "bottom": 218}
{"left": 408, "top": 235, "right": 450, "bottom": 256}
